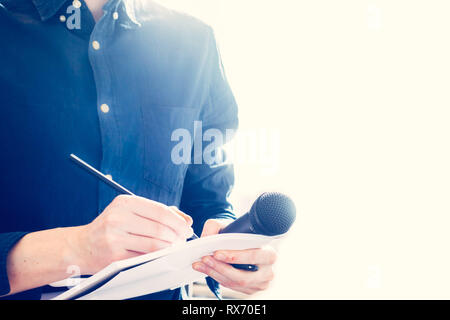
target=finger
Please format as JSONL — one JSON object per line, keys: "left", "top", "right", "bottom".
{"left": 124, "top": 250, "right": 143, "bottom": 259}
{"left": 202, "top": 256, "right": 249, "bottom": 281}
{"left": 192, "top": 260, "right": 260, "bottom": 295}
{"left": 213, "top": 246, "right": 277, "bottom": 265}
{"left": 201, "top": 219, "right": 230, "bottom": 237}
{"left": 120, "top": 212, "right": 183, "bottom": 243}
{"left": 114, "top": 195, "right": 191, "bottom": 237}
{"left": 192, "top": 261, "right": 233, "bottom": 287}
{"left": 122, "top": 232, "right": 173, "bottom": 254}
{"left": 201, "top": 256, "right": 274, "bottom": 286}
{"left": 169, "top": 206, "right": 193, "bottom": 226}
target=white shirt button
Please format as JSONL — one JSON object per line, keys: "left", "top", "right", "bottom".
{"left": 100, "top": 104, "right": 110, "bottom": 113}
{"left": 105, "top": 174, "right": 113, "bottom": 180}
{"left": 59, "top": 15, "right": 66, "bottom": 23}
{"left": 113, "top": 12, "right": 119, "bottom": 20}
{"left": 92, "top": 40, "right": 100, "bottom": 50}
{"left": 72, "top": 0, "right": 81, "bottom": 9}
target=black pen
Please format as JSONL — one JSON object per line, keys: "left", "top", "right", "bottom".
{"left": 69, "top": 154, "right": 199, "bottom": 241}
{"left": 70, "top": 154, "right": 134, "bottom": 195}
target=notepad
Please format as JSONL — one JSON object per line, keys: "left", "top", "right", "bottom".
{"left": 52, "top": 233, "right": 280, "bottom": 300}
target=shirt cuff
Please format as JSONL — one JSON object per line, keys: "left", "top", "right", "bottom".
{"left": 0, "top": 232, "right": 29, "bottom": 296}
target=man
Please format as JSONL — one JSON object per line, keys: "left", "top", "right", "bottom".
{"left": 0, "top": 0, "right": 276, "bottom": 299}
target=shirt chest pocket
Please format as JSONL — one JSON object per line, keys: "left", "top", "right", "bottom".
{"left": 141, "top": 106, "right": 199, "bottom": 193}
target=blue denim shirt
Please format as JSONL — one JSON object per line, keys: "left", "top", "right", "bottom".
{"left": 0, "top": 0, "right": 238, "bottom": 299}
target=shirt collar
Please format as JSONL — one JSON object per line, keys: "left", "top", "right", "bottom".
{"left": 30, "top": 0, "right": 140, "bottom": 28}
{"left": 31, "top": 0, "right": 67, "bottom": 21}
{"left": 105, "top": 0, "right": 141, "bottom": 28}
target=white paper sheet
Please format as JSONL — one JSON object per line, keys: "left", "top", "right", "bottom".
{"left": 53, "top": 233, "right": 279, "bottom": 300}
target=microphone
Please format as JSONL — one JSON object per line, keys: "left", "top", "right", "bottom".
{"left": 220, "top": 192, "right": 296, "bottom": 235}
{"left": 219, "top": 192, "right": 296, "bottom": 271}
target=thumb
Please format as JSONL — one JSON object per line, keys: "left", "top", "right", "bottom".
{"left": 169, "top": 206, "right": 193, "bottom": 226}
{"left": 201, "top": 219, "right": 231, "bottom": 237}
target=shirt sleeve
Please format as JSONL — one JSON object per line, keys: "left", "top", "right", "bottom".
{"left": 179, "top": 27, "right": 239, "bottom": 235}
{"left": 200, "top": 27, "right": 239, "bottom": 137}
{"left": 0, "top": 232, "right": 28, "bottom": 296}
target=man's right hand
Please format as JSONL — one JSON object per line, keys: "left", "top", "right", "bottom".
{"left": 69, "top": 195, "right": 193, "bottom": 275}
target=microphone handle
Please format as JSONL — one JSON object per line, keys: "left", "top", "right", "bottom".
{"left": 220, "top": 214, "right": 259, "bottom": 272}
{"left": 220, "top": 213, "right": 256, "bottom": 234}
{"left": 231, "top": 264, "right": 259, "bottom": 272}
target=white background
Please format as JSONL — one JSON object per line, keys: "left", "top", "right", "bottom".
{"left": 157, "top": 0, "right": 450, "bottom": 299}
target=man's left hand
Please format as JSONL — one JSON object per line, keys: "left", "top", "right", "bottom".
{"left": 192, "top": 219, "right": 277, "bottom": 295}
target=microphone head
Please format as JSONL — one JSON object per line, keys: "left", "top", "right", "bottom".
{"left": 250, "top": 192, "right": 296, "bottom": 236}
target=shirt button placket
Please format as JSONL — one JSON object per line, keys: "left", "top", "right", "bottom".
{"left": 89, "top": 15, "right": 121, "bottom": 211}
